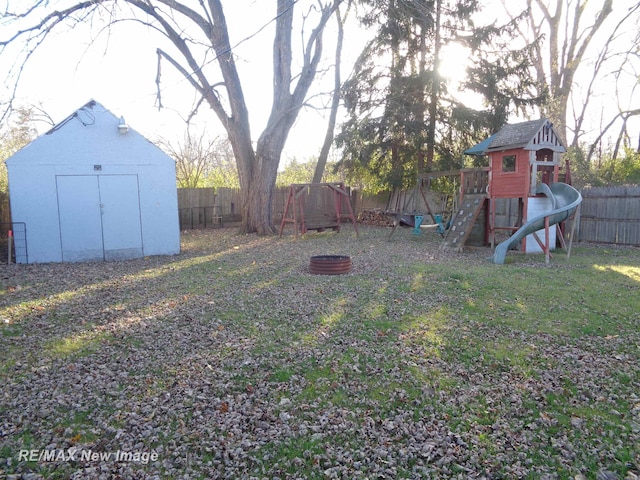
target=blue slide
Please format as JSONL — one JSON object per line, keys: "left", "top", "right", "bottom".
{"left": 490, "top": 182, "right": 582, "bottom": 264}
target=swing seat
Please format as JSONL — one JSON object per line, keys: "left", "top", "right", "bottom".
{"left": 434, "top": 214, "right": 446, "bottom": 234}
{"left": 303, "top": 213, "right": 340, "bottom": 231}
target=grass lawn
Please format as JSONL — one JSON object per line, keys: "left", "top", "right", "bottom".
{"left": 0, "top": 225, "right": 638, "bottom": 479}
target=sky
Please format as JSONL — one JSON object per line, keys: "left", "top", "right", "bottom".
{"left": 1, "top": 1, "right": 638, "bottom": 161}
{"left": 0, "top": 0, "right": 371, "bottom": 161}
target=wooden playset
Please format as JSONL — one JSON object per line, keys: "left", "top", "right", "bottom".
{"left": 386, "top": 168, "right": 490, "bottom": 248}
{"left": 391, "top": 119, "right": 580, "bottom": 259}
{"left": 276, "top": 119, "right": 580, "bottom": 263}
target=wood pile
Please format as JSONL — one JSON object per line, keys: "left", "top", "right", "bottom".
{"left": 357, "top": 209, "right": 395, "bottom": 227}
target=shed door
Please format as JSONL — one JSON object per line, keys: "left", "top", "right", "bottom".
{"left": 100, "top": 175, "right": 143, "bottom": 261}
{"left": 56, "top": 175, "right": 143, "bottom": 262}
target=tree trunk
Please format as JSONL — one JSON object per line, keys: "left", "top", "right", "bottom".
{"left": 425, "top": 0, "right": 441, "bottom": 172}
{"left": 156, "top": 0, "right": 339, "bottom": 236}
{"left": 228, "top": 0, "right": 339, "bottom": 234}
{"left": 239, "top": 131, "right": 284, "bottom": 235}
{"left": 245, "top": 152, "right": 280, "bottom": 235}
{"left": 416, "top": 24, "right": 427, "bottom": 175}
{"left": 1, "top": 0, "right": 341, "bottom": 236}
{"left": 312, "top": 5, "right": 347, "bottom": 184}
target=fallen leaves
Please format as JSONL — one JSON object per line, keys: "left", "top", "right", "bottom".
{"left": 0, "top": 227, "right": 637, "bottom": 479}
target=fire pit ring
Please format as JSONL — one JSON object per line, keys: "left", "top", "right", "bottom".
{"left": 309, "top": 255, "right": 352, "bottom": 275}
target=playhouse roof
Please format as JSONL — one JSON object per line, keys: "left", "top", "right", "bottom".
{"left": 485, "top": 118, "right": 565, "bottom": 153}
{"left": 464, "top": 134, "right": 495, "bottom": 156}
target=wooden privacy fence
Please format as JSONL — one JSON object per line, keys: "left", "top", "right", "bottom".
{"left": 177, "top": 188, "right": 217, "bottom": 229}
{"left": 178, "top": 186, "right": 359, "bottom": 228}
{"left": 176, "top": 185, "right": 640, "bottom": 246}
{"left": 577, "top": 185, "right": 640, "bottom": 245}
{"left": 177, "top": 187, "right": 241, "bottom": 229}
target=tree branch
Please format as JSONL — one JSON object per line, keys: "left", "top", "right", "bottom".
{"left": 586, "top": 109, "right": 640, "bottom": 164}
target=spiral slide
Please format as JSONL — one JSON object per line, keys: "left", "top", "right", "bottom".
{"left": 490, "top": 182, "right": 582, "bottom": 265}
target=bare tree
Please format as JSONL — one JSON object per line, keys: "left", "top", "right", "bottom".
{"left": 586, "top": 108, "right": 640, "bottom": 164}
{"left": 504, "top": 0, "right": 640, "bottom": 147}
{"left": 0, "top": 0, "right": 342, "bottom": 235}
{"left": 0, "top": 107, "right": 41, "bottom": 196}
{"left": 158, "top": 130, "right": 232, "bottom": 189}
{"left": 312, "top": 2, "right": 349, "bottom": 184}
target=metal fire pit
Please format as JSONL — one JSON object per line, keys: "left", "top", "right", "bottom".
{"left": 309, "top": 255, "right": 352, "bottom": 275}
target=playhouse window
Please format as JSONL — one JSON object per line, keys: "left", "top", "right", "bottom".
{"left": 502, "top": 155, "right": 516, "bottom": 172}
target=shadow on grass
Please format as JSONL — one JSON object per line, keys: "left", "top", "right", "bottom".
{"left": 1, "top": 227, "right": 638, "bottom": 479}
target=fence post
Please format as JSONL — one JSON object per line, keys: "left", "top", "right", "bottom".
{"left": 7, "top": 230, "right": 12, "bottom": 264}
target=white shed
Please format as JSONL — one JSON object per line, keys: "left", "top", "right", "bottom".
{"left": 6, "top": 100, "right": 180, "bottom": 263}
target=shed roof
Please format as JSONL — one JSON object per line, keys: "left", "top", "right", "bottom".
{"left": 44, "top": 99, "right": 100, "bottom": 135}
{"left": 6, "top": 99, "right": 174, "bottom": 168}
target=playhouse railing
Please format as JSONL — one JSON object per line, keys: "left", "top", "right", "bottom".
{"left": 418, "top": 167, "right": 489, "bottom": 205}
{"left": 459, "top": 168, "right": 490, "bottom": 197}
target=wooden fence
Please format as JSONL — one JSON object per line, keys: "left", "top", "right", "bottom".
{"left": 0, "top": 192, "right": 10, "bottom": 226}
{"left": 178, "top": 184, "right": 640, "bottom": 246}
{"left": 577, "top": 185, "right": 640, "bottom": 245}
{"left": 178, "top": 186, "right": 361, "bottom": 227}
{"left": 177, "top": 187, "right": 241, "bottom": 228}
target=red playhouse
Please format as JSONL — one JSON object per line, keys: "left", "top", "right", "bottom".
{"left": 404, "top": 119, "right": 582, "bottom": 263}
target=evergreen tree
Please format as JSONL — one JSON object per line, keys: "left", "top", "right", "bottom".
{"left": 336, "top": 0, "right": 544, "bottom": 191}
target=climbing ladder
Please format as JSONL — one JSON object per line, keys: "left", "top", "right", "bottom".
{"left": 440, "top": 193, "right": 487, "bottom": 250}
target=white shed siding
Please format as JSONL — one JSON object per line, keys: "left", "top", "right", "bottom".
{"left": 6, "top": 100, "right": 180, "bottom": 263}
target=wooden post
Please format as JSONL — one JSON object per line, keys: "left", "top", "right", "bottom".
{"left": 295, "top": 186, "right": 305, "bottom": 235}
{"left": 544, "top": 216, "right": 550, "bottom": 264}
{"left": 330, "top": 183, "right": 360, "bottom": 237}
{"left": 334, "top": 186, "right": 341, "bottom": 231}
{"left": 489, "top": 198, "right": 496, "bottom": 249}
{"left": 279, "top": 187, "right": 295, "bottom": 237}
{"left": 567, "top": 204, "right": 580, "bottom": 260}
{"left": 529, "top": 151, "right": 538, "bottom": 196}
{"left": 7, "top": 230, "right": 12, "bottom": 264}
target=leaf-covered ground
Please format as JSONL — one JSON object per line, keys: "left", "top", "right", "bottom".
{"left": 1, "top": 225, "right": 638, "bottom": 479}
